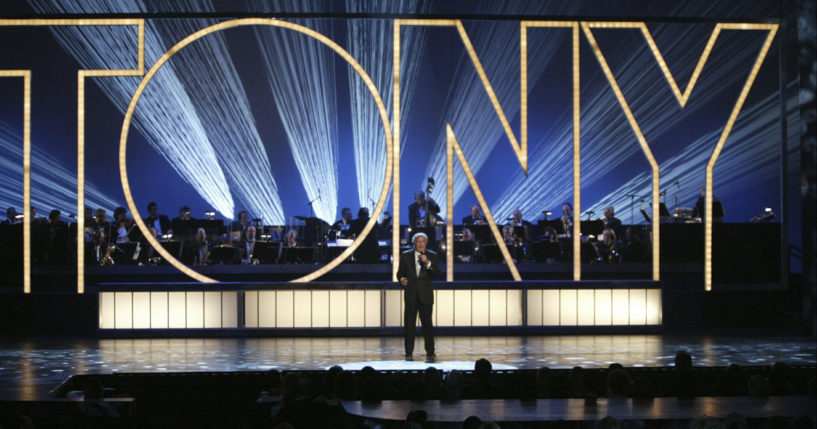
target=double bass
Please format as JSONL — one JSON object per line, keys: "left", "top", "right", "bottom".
{"left": 422, "top": 177, "right": 442, "bottom": 227}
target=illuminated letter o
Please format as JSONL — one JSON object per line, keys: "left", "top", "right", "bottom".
{"left": 119, "top": 18, "right": 393, "bottom": 283}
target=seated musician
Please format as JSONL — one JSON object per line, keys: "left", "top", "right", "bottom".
{"left": 408, "top": 191, "right": 440, "bottom": 228}
{"left": 240, "top": 223, "right": 257, "bottom": 264}
{"left": 692, "top": 187, "right": 725, "bottom": 222}
{"left": 561, "top": 203, "right": 574, "bottom": 236}
{"left": 81, "top": 207, "right": 96, "bottom": 243}
{"left": 462, "top": 205, "right": 486, "bottom": 225}
{"left": 457, "top": 228, "right": 476, "bottom": 263}
{"left": 510, "top": 209, "right": 532, "bottom": 242}
{"left": 332, "top": 207, "right": 354, "bottom": 238}
{"left": 5, "top": 207, "right": 18, "bottom": 225}
{"left": 111, "top": 207, "right": 134, "bottom": 244}
{"left": 541, "top": 226, "right": 558, "bottom": 242}
{"left": 510, "top": 209, "right": 531, "bottom": 227}
{"left": 144, "top": 202, "right": 172, "bottom": 239}
{"left": 502, "top": 224, "right": 516, "bottom": 246}
{"left": 230, "top": 211, "right": 253, "bottom": 243}
{"left": 190, "top": 227, "right": 209, "bottom": 265}
{"left": 171, "top": 206, "right": 195, "bottom": 242}
{"left": 350, "top": 207, "right": 380, "bottom": 263}
{"left": 620, "top": 227, "right": 645, "bottom": 263}
{"left": 592, "top": 228, "right": 619, "bottom": 263}
{"left": 94, "top": 208, "right": 109, "bottom": 237}
{"left": 284, "top": 229, "right": 299, "bottom": 247}
{"left": 45, "top": 210, "right": 69, "bottom": 265}
{"left": 603, "top": 206, "right": 623, "bottom": 238}
{"left": 502, "top": 224, "right": 520, "bottom": 263}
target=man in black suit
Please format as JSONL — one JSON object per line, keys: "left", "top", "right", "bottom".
{"left": 462, "top": 205, "right": 486, "bottom": 225}
{"left": 349, "top": 207, "right": 380, "bottom": 263}
{"left": 396, "top": 232, "right": 439, "bottom": 362}
{"left": 144, "top": 202, "right": 172, "bottom": 238}
{"left": 5, "top": 207, "right": 18, "bottom": 225}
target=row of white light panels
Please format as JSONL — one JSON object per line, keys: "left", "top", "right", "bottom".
{"left": 99, "top": 288, "right": 661, "bottom": 330}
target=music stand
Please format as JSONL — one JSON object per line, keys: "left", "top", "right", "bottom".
{"left": 295, "top": 216, "right": 330, "bottom": 247}
{"left": 251, "top": 241, "right": 280, "bottom": 264}
{"left": 281, "top": 246, "right": 314, "bottom": 264}
{"left": 512, "top": 226, "right": 529, "bottom": 241}
{"left": 209, "top": 246, "right": 238, "bottom": 265}
{"left": 112, "top": 242, "right": 138, "bottom": 265}
{"left": 467, "top": 224, "right": 493, "bottom": 244}
{"left": 580, "top": 219, "right": 604, "bottom": 236}
{"left": 480, "top": 243, "right": 502, "bottom": 262}
{"left": 159, "top": 240, "right": 182, "bottom": 263}
{"left": 537, "top": 219, "right": 564, "bottom": 235}
{"left": 196, "top": 219, "right": 224, "bottom": 240}
{"left": 532, "top": 241, "right": 561, "bottom": 263}
{"left": 453, "top": 240, "right": 475, "bottom": 262}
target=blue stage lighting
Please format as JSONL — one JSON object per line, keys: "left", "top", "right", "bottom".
{"left": 0, "top": 121, "right": 121, "bottom": 219}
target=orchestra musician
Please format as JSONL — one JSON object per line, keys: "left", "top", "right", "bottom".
{"left": 190, "top": 227, "right": 209, "bottom": 265}
{"left": 111, "top": 207, "right": 135, "bottom": 244}
{"left": 561, "top": 203, "right": 574, "bottom": 236}
{"left": 350, "top": 207, "right": 380, "bottom": 263}
{"left": 502, "top": 224, "right": 522, "bottom": 263}
{"left": 94, "top": 208, "right": 109, "bottom": 237}
{"left": 144, "top": 202, "right": 172, "bottom": 238}
{"left": 462, "top": 205, "right": 486, "bottom": 225}
{"left": 81, "top": 207, "right": 96, "bottom": 243}
{"left": 592, "top": 228, "right": 619, "bottom": 263}
{"left": 45, "top": 210, "right": 69, "bottom": 265}
{"left": 458, "top": 228, "right": 476, "bottom": 263}
{"left": 171, "top": 205, "right": 195, "bottom": 242}
{"left": 510, "top": 208, "right": 532, "bottom": 242}
{"left": 408, "top": 191, "right": 440, "bottom": 228}
{"left": 603, "top": 206, "right": 623, "bottom": 239}
{"left": 240, "top": 222, "right": 257, "bottom": 264}
{"left": 692, "top": 188, "right": 725, "bottom": 222}
{"left": 541, "top": 226, "right": 557, "bottom": 242}
{"left": 620, "top": 226, "right": 645, "bottom": 263}
{"left": 5, "top": 207, "right": 18, "bottom": 225}
{"left": 332, "top": 207, "right": 354, "bottom": 238}
{"left": 510, "top": 209, "right": 531, "bottom": 227}
{"left": 284, "top": 229, "right": 299, "bottom": 247}
{"left": 230, "top": 211, "right": 253, "bottom": 243}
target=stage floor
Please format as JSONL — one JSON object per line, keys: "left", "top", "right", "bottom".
{"left": 1, "top": 333, "right": 814, "bottom": 400}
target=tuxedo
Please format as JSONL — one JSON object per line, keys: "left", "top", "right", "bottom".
{"left": 144, "top": 215, "right": 172, "bottom": 236}
{"left": 396, "top": 248, "right": 440, "bottom": 356}
{"left": 462, "top": 215, "right": 485, "bottom": 225}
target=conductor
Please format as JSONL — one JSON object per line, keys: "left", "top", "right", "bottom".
{"left": 397, "top": 232, "right": 439, "bottom": 363}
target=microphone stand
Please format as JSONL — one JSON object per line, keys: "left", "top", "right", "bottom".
{"left": 307, "top": 193, "right": 321, "bottom": 260}
{"left": 628, "top": 194, "right": 636, "bottom": 224}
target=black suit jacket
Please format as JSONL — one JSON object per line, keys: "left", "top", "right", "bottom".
{"left": 462, "top": 215, "right": 485, "bottom": 225}
{"left": 144, "top": 215, "right": 172, "bottom": 235}
{"left": 396, "top": 248, "right": 439, "bottom": 305}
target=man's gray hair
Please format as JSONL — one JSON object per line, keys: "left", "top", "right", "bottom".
{"left": 412, "top": 232, "right": 428, "bottom": 243}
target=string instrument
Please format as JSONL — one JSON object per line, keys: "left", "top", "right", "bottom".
{"left": 423, "top": 177, "right": 440, "bottom": 227}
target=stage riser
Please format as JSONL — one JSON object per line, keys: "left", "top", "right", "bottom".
{"left": 98, "top": 286, "right": 662, "bottom": 331}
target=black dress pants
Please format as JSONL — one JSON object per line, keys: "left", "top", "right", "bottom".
{"left": 404, "top": 296, "right": 435, "bottom": 355}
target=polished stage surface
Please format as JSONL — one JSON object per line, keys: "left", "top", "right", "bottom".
{"left": 1, "top": 334, "right": 814, "bottom": 400}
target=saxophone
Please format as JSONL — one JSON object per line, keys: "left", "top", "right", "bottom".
{"left": 99, "top": 244, "right": 116, "bottom": 266}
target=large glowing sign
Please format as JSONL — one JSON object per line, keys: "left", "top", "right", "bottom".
{"left": 0, "top": 18, "right": 777, "bottom": 293}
